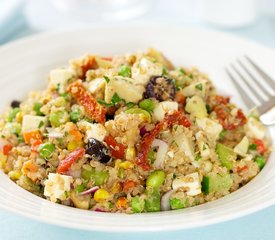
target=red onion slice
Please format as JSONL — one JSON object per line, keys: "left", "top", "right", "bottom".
{"left": 139, "top": 125, "right": 148, "bottom": 137}
{"left": 152, "top": 139, "right": 168, "bottom": 168}
{"left": 79, "top": 186, "right": 99, "bottom": 196}
{"left": 161, "top": 190, "right": 174, "bottom": 211}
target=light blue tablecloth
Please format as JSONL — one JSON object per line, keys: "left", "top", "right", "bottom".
{"left": 1, "top": 1, "right": 275, "bottom": 239}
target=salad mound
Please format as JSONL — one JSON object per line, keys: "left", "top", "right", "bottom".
{"left": 0, "top": 49, "right": 271, "bottom": 213}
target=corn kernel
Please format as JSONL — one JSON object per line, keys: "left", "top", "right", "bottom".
{"left": 111, "top": 182, "right": 121, "bottom": 194}
{"left": 125, "top": 147, "right": 136, "bottom": 161}
{"left": 8, "top": 170, "right": 22, "bottom": 180}
{"left": 93, "top": 189, "right": 109, "bottom": 202}
{"left": 16, "top": 111, "right": 23, "bottom": 123}
{"left": 67, "top": 141, "right": 82, "bottom": 151}
{"left": 0, "top": 151, "right": 7, "bottom": 169}
{"left": 114, "top": 159, "right": 122, "bottom": 169}
{"left": 119, "top": 161, "right": 134, "bottom": 169}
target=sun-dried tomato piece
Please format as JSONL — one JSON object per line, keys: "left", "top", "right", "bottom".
{"left": 136, "top": 111, "right": 190, "bottom": 171}
{"left": 68, "top": 80, "right": 106, "bottom": 124}
{"left": 80, "top": 56, "right": 98, "bottom": 79}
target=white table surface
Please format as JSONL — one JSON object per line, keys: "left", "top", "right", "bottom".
{"left": 0, "top": 1, "right": 275, "bottom": 239}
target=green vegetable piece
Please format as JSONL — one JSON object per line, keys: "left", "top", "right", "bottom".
{"left": 70, "top": 109, "right": 81, "bottom": 123}
{"left": 148, "top": 149, "right": 155, "bottom": 165}
{"left": 139, "top": 99, "right": 155, "bottom": 113}
{"left": 145, "top": 188, "right": 161, "bottom": 212}
{"left": 49, "top": 110, "right": 69, "bottom": 127}
{"left": 33, "top": 102, "right": 44, "bottom": 116}
{"left": 118, "top": 65, "right": 131, "bottom": 77}
{"left": 21, "top": 176, "right": 41, "bottom": 193}
{"left": 131, "top": 196, "right": 145, "bottom": 213}
{"left": 126, "top": 102, "right": 135, "bottom": 109}
{"left": 170, "top": 198, "right": 186, "bottom": 210}
{"left": 8, "top": 108, "right": 20, "bottom": 122}
{"left": 74, "top": 184, "right": 86, "bottom": 193}
{"left": 39, "top": 143, "right": 55, "bottom": 159}
{"left": 146, "top": 170, "right": 165, "bottom": 188}
{"left": 201, "top": 173, "right": 233, "bottom": 194}
{"left": 206, "top": 104, "right": 211, "bottom": 114}
{"left": 103, "top": 76, "right": 110, "bottom": 83}
{"left": 125, "top": 108, "right": 151, "bottom": 122}
{"left": 216, "top": 143, "right": 236, "bottom": 170}
{"left": 81, "top": 168, "right": 109, "bottom": 186}
{"left": 111, "top": 93, "right": 123, "bottom": 105}
{"left": 254, "top": 156, "right": 265, "bottom": 170}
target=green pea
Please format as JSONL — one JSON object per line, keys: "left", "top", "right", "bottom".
{"left": 139, "top": 99, "right": 155, "bottom": 113}
{"left": 131, "top": 196, "right": 145, "bottom": 213}
{"left": 144, "top": 188, "right": 161, "bottom": 212}
{"left": 70, "top": 109, "right": 81, "bottom": 123}
{"left": 118, "top": 65, "right": 131, "bottom": 77}
{"left": 146, "top": 170, "right": 165, "bottom": 188}
{"left": 49, "top": 110, "right": 69, "bottom": 127}
{"left": 254, "top": 156, "right": 265, "bottom": 170}
{"left": 39, "top": 143, "right": 55, "bottom": 159}
{"left": 170, "top": 198, "right": 186, "bottom": 210}
{"left": 33, "top": 102, "right": 44, "bottom": 116}
{"left": 8, "top": 108, "right": 20, "bottom": 122}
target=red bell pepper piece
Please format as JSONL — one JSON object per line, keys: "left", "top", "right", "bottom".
{"left": 105, "top": 136, "right": 126, "bottom": 159}
{"left": 57, "top": 148, "right": 85, "bottom": 174}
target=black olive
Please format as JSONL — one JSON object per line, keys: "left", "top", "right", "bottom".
{"left": 86, "top": 138, "right": 111, "bottom": 163}
{"left": 144, "top": 76, "right": 176, "bottom": 101}
{"left": 11, "top": 100, "right": 21, "bottom": 108}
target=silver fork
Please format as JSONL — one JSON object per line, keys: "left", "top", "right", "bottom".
{"left": 225, "top": 56, "right": 275, "bottom": 125}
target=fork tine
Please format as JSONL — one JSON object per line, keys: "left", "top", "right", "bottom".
{"left": 237, "top": 59, "right": 272, "bottom": 98}
{"left": 225, "top": 67, "right": 256, "bottom": 109}
{"left": 244, "top": 55, "right": 275, "bottom": 90}
{"left": 230, "top": 64, "right": 266, "bottom": 103}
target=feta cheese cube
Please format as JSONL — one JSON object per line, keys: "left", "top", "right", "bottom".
{"left": 174, "top": 131, "right": 195, "bottom": 161}
{"left": 44, "top": 173, "right": 73, "bottom": 202}
{"left": 196, "top": 118, "right": 223, "bottom": 140}
{"left": 77, "top": 120, "right": 107, "bottom": 142}
{"left": 246, "top": 117, "right": 266, "bottom": 140}
{"left": 181, "top": 80, "right": 207, "bottom": 98}
{"left": 172, "top": 172, "right": 201, "bottom": 196}
{"left": 153, "top": 101, "right": 178, "bottom": 122}
{"left": 234, "top": 136, "right": 249, "bottom": 157}
{"left": 105, "top": 76, "right": 144, "bottom": 103}
{"left": 88, "top": 78, "right": 106, "bottom": 94}
{"left": 49, "top": 68, "right": 74, "bottom": 93}
{"left": 22, "top": 115, "right": 47, "bottom": 133}
{"left": 132, "top": 57, "right": 163, "bottom": 85}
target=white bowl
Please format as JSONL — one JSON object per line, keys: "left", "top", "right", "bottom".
{"left": 0, "top": 26, "right": 274, "bottom": 232}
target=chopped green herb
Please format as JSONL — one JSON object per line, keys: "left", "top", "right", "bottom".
{"left": 33, "top": 102, "right": 44, "bottom": 116}
{"left": 118, "top": 65, "right": 131, "bottom": 77}
{"left": 162, "top": 67, "right": 168, "bottom": 75}
{"left": 38, "top": 121, "right": 44, "bottom": 128}
{"left": 219, "top": 130, "right": 227, "bottom": 140}
{"left": 254, "top": 156, "right": 265, "bottom": 170}
{"left": 97, "top": 99, "right": 113, "bottom": 107}
{"left": 195, "top": 154, "right": 201, "bottom": 161}
{"left": 111, "top": 93, "right": 123, "bottom": 105}
{"left": 179, "top": 68, "right": 186, "bottom": 74}
{"left": 195, "top": 83, "right": 203, "bottom": 91}
{"left": 126, "top": 102, "right": 135, "bottom": 109}
{"left": 206, "top": 104, "right": 211, "bottom": 114}
{"left": 249, "top": 144, "right": 257, "bottom": 150}
{"left": 103, "top": 76, "right": 110, "bottom": 83}
{"left": 70, "top": 109, "right": 81, "bottom": 123}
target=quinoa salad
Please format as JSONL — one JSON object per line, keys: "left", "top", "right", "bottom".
{"left": 0, "top": 49, "right": 271, "bottom": 213}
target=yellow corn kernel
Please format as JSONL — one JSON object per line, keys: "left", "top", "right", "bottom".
{"left": 94, "top": 189, "right": 110, "bottom": 202}
{"left": 16, "top": 111, "right": 23, "bottom": 123}
{"left": 111, "top": 182, "right": 121, "bottom": 194}
{"left": 0, "top": 151, "right": 7, "bottom": 170}
{"left": 8, "top": 170, "right": 22, "bottom": 180}
{"left": 119, "top": 161, "right": 134, "bottom": 170}
{"left": 125, "top": 147, "right": 136, "bottom": 161}
{"left": 114, "top": 159, "right": 122, "bottom": 169}
{"left": 67, "top": 141, "right": 82, "bottom": 151}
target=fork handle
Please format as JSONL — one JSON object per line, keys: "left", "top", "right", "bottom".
{"left": 260, "top": 107, "right": 275, "bottom": 126}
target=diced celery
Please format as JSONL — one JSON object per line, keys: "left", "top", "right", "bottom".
{"left": 131, "top": 196, "right": 145, "bottom": 213}
{"left": 201, "top": 173, "right": 233, "bottom": 194}
{"left": 216, "top": 143, "right": 236, "bottom": 170}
